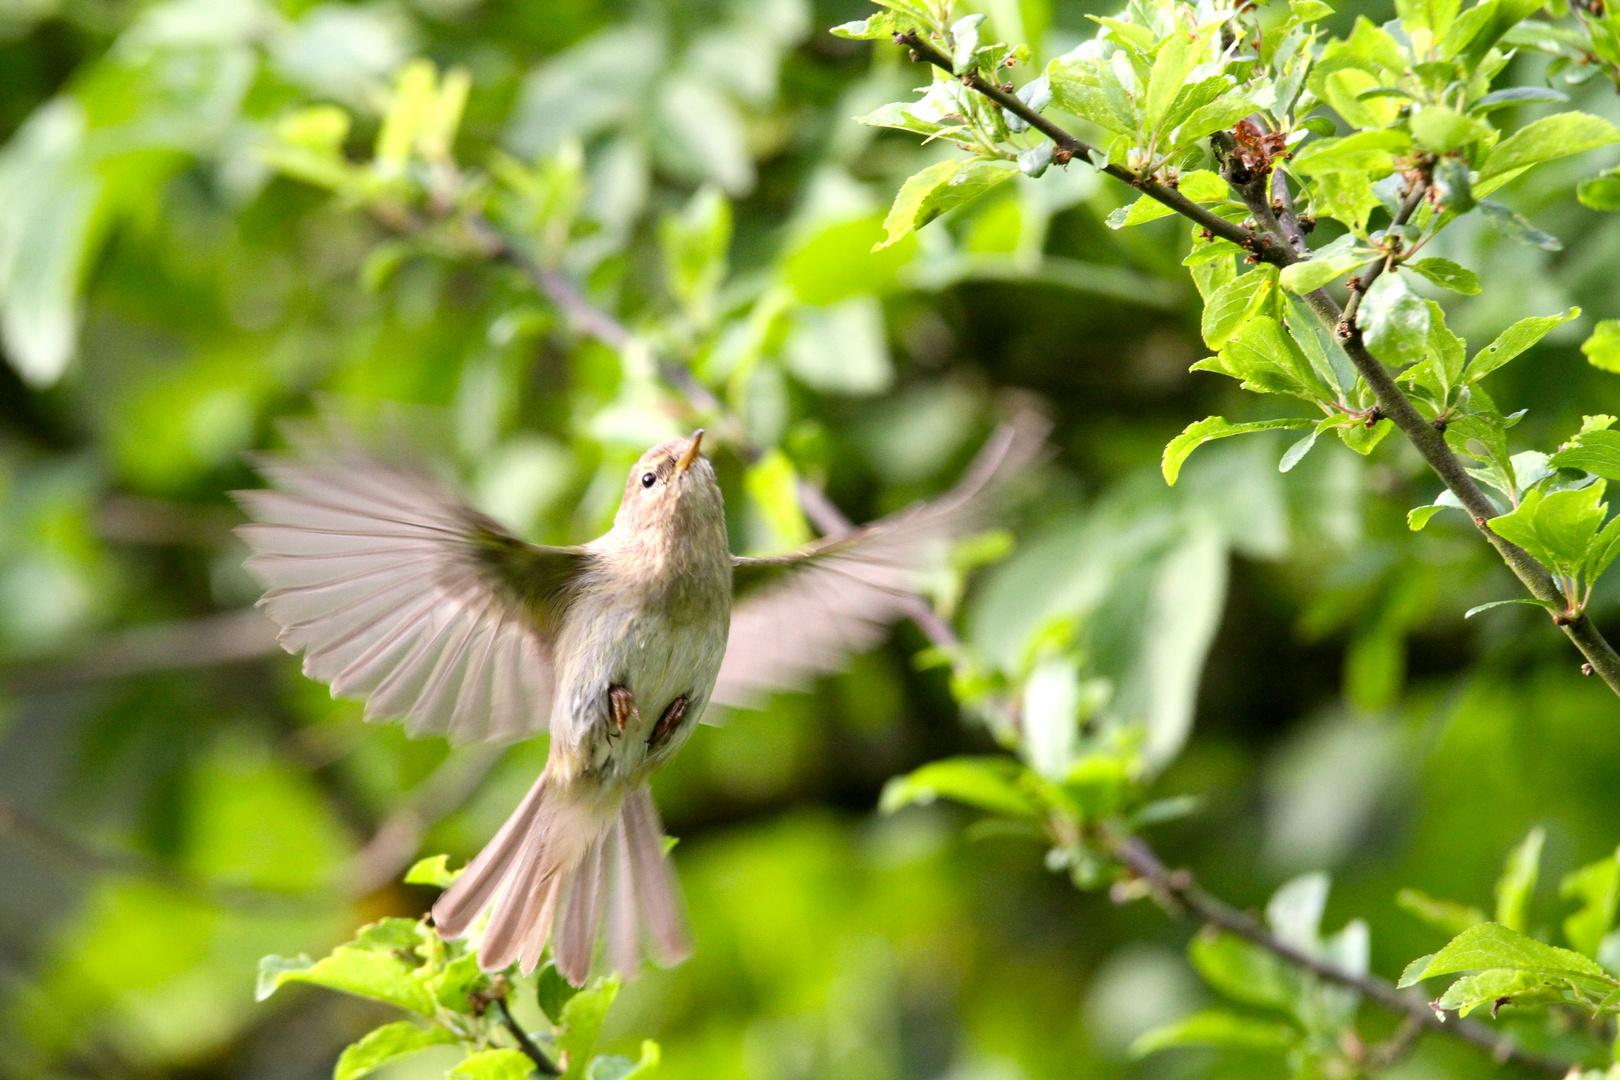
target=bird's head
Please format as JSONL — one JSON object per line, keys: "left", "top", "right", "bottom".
{"left": 612, "top": 430, "right": 725, "bottom": 545}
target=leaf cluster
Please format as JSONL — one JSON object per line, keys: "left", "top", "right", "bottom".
{"left": 257, "top": 858, "right": 655, "bottom": 1080}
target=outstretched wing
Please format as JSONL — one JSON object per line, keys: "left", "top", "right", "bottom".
{"left": 234, "top": 448, "right": 587, "bottom": 744}
{"left": 713, "top": 412, "right": 1048, "bottom": 708}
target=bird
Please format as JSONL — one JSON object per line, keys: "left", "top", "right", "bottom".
{"left": 234, "top": 412, "right": 1044, "bottom": 985}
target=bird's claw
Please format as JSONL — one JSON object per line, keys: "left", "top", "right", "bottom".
{"left": 608, "top": 684, "right": 639, "bottom": 738}
{"left": 648, "top": 695, "right": 689, "bottom": 750}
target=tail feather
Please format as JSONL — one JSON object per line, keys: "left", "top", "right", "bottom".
{"left": 605, "top": 816, "right": 639, "bottom": 976}
{"left": 552, "top": 836, "right": 608, "bottom": 984}
{"left": 622, "top": 787, "right": 691, "bottom": 966}
{"left": 432, "top": 778, "right": 690, "bottom": 984}
{"left": 432, "top": 772, "right": 550, "bottom": 938}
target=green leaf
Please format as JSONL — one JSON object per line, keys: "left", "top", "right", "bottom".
{"left": 1188, "top": 931, "right": 1294, "bottom": 1010}
{"left": 1410, "top": 105, "right": 1490, "bottom": 152}
{"left": 1176, "top": 96, "right": 1257, "bottom": 144}
{"left": 1162, "top": 417, "right": 1314, "bottom": 485}
{"left": 1582, "top": 320, "right": 1620, "bottom": 372}
{"left": 335, "top": 1022, "right": 458, "bottom": 1080}
{"left": 404, "top": 854, "right": 461, "bottom": 888}
{"left": 1145, "top": 31, "right": 1196, "bottom": 130}
{"left": 537, "top": 963, "right": 581, "bottom": 1025}
{"left": 1396, "top": 888, "right": 1488, "bottom": 934}
{"left": 1477, "top": 112, "right": 1620, "bottom": 190}
{"left": 1087, "top": 15, "right": 1156, "bottom": 52}
{"left": 876, "top": 160, "right": 1017, "bottom": 250}
{"left": 256, "top": 948, "right": 435, "bottom": 1016}
{"left": 1398, "top": 0, "right": 1461, "bottom": 42}
{"left": 1577, "top": 172, "right": 1620, "bottom": 211}
{"left": 1463, "top": 308, "right": 1579, "bottom": 383}
{"left": 1129, "top": 1010, "right": 1298, "bottom": 1058}
{"left": 1470, "top": 87, "right": 1569, "bottom": 113}
{"left": 1200, "top": 268, "right": 1275, "bottom": 349}
{"left": 586, "top": 1041, "right": 661, "bottom": 1080}
{"left": 559, "top": 976, "right": 621, "bottom": 1077}
{"left": 1291, "top": 129, "right": 1410, "bottom": 176}
{"left": 1046, "top": 58, "right": 1136, "bottom": 134}
{"left": 1413, "top": 921, "right": 1613, "bottom": 983}
{"left": 1107, "top": 171, "right": 1227, "bottom": 228}
{"left": 879, "top": 756, "right": 1044, "bottom": 817}
{"left": 1311, "top": 171, "right": 1381, "bottom": 234}
{"left": 1548, "top": 429, "right": 1620, "bottom": 479}
{"left": 1408, "top": 504, "right": 1451, "bottom": 530}
{"left": 1477, "top": 199, "right": 1562, "bottom": 250}
{"left": 1279, "top": 426, "right": 1321, "bottom": 472}
{"left": 1497, "top": 827, "right": 1546, "bottom": 933}
{"left": 1357, "top": 274, "right": 1430, "bottom": 367}
{"left": 950, "top": 14, "right": 984, "bottom": 75}
{"left": 1279, "top": 238, "right": 1368, "bottom": 293}
{"left": 1464, "top": 598, "right": 1549, "bottom": 617}
{"left": 450, "top": 1050, "right": 536, "bottom": 1080}
{"left": 1562, "top": 851, "right": 1620, "bottom": 958}
{"left": 1408, "top": 257, "right": 1481, "bottom": 294}
{"left": 1587, "top": 515, "right": 1620, "bottom": 581}
{"left": 1440, "top": 0, "right": 1548, "bottom": 70}
{"left": 1436, "top": 968, "right": 1547, "bottom": 1015}
{"left": 1209, "top": 316, "right": 1332, "bottom": 400}
{"left": 831, "top": 11, "right": 911, "bottom": 39}
{"left": 1489, "top": 485, "right": 1609, "bottom": 578}
{"left": 425, "top": 950, "right": 489, "bottom": 1014}
{"left": 1398, "top": 954, "right": 1434, "bottom": 987}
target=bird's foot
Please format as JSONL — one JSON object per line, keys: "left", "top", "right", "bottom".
{"left": 608, "top": 684, "right": 640, "bottom": 738}
{"left": 648, "top": 695, "right": 689, "bottom": 749}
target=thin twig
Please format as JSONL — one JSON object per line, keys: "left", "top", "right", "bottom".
{"left": 1365, "top": 1015, "right": 1426, "bottom": 1073}
{"left": 0, "top": 797, "right": 321, "bottom": 912}
{"left": 899, "top": 34, "right": 1620, "bottom": 696}
{"left": 495, "top": 996, "right": 559, "bottom": 1075}
{"left": 1110, "top": 835, "right": 1574, "bottom": 1077}
{"left": 896, "top": 32, "right": 1291, "bottom": 268}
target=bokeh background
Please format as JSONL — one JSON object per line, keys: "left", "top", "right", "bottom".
{"left": 2, "top": 0, "right": 1620, "bottom": 1078}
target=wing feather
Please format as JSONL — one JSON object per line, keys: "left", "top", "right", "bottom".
{"left": 713, "top": 412, "right": 1047, "bottom": 708}
{"left": 235, "top": 447, "right": 585, "bottom": 744}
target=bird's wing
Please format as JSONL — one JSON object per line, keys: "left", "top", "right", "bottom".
{"left": 714, "top": 412, "right": 1048, "bottom": 709}
{"left": 234, "top": 447, "right": 587, "bottom": 744}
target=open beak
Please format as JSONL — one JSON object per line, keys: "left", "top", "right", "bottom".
{"left": 676, "top": 430, "right": 704, "bottom": 473}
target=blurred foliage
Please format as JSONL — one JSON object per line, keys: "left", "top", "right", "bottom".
{"left": 3, "top": 0, "right": 1620, "bottom": 1079}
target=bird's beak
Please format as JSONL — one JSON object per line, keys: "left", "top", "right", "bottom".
{"left": 676, "top": 430, "right": 704, "bottom": 473}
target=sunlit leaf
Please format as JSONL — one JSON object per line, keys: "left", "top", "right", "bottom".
{"left": 1162, "top": 416, "right": 1313, "bottom": 485}
{"left": 335, "top": 1022, "right": 457, "bottom": 1080}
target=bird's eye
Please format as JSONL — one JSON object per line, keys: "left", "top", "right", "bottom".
{"left": 641, "top": 472, "right": 657, "bottom": 489}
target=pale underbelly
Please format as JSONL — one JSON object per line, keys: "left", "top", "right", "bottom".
{"left": 552, "top": 602, "right": 728, "bottom": 782}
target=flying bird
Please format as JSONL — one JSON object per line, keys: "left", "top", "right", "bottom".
{"left": 235, "top": 414, "right": 1044, "bottom": 985}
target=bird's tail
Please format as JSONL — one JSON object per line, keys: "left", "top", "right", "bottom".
{"left": 431, "top": 775, "right": 690, "bottom": 984}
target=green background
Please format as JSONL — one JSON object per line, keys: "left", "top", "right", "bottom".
{"left": 1, "top": 0, "right": 1618, "bottom": 1077}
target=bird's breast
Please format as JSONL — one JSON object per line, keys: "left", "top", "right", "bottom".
{"left": 551, "top": 563, "right": 730, "bottom": 782}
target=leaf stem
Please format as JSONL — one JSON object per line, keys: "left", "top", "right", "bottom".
{"left": 496, "top": 995, "right": 560, "bottom": 1075}
{"left": 1108, "top": 833, "right": 1575, "bottom": 1077}
{"left": 896, "top": 37, "right": 1620, "bottom": 696}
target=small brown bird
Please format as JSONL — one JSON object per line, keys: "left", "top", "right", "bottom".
{"left": 235, "top": 415, "right": 1042, "bottom": 984}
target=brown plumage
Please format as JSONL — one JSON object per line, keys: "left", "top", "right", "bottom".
{"left": 235, "top": 413, "right": 1045, "bottom": 984}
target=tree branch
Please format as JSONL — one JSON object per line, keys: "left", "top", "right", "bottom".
{"left": 896, "top": 32, "right": 1293, "bottom": 269}
{"left": 1110, "top": 834, "right": 1575, "bottom": 1077}
{"left": 898, "top": 38, "right": 1620, "bottom": 696}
